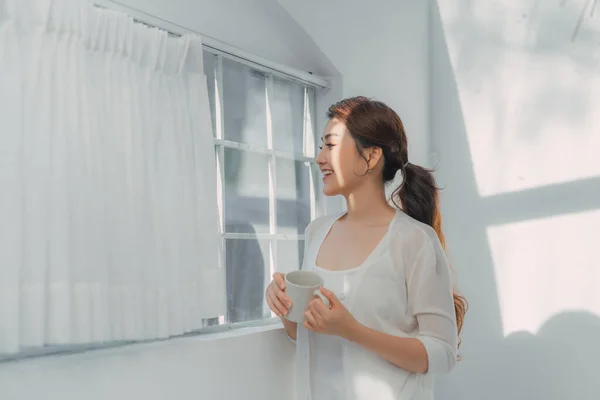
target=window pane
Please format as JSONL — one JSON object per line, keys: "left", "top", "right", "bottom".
{"left": 203, "top": 50, "right": 217, "bottom": 137}
{"left": 277, "top": 240, "right": 305, "bottom": 274}
{"left": 225, "top": 238, "right": 271, "bottom": 323}
{"left": 306, "top": 87, "right": 318, "bottom": 157}
{"left": 224, "top": 148, "right": 270, "bottom": 234}
{"left": 222, "top": 58, "right": 267, "bottom": 147}
{"left": 272, "top": 77, "right": 305, "bottom": 154}
{"left": 276, "top": 158, "right": 311, "bottom": 235}
{"left": 310, "top": 162, "right": 322, "bottom": 208}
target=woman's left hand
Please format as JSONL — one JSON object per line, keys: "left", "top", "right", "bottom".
{"left": 304, "top": 287, "right": 359, "bottom": 339}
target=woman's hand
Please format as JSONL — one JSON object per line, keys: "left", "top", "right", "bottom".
{"left": 265, "top": 272, "right": 292, "bottom": 318}
{"left": 303, "top": 287, "right": 359, "bottom": 339}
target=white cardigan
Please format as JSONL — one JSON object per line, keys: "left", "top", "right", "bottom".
{"left": 293, "top": 211, "right": 458, "bottom": 400}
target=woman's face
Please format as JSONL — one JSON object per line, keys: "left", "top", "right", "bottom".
{"left": 316, "top": 118, "right": 375, "bottom": 197}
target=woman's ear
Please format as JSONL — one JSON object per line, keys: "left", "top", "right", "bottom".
{"left": 365, "top": 147, "right": 383, "bottom": 170}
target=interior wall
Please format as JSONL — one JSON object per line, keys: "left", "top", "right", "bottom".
{"left": 430, "top": 0, "right": 600, "bottom": 399}
{"left": 278, "top": 0, "right": 432, "bottom": 169}
{"left": 0, "top": 327, "right": 295, "bottom": 400}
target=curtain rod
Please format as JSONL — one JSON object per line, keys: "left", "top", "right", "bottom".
{"left": 92, "top": 1, "right": 329, "bottom": 88}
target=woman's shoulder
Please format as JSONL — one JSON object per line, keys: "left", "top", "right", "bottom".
{"left": 391, "top": 211, "right": 440, "bottom": 250}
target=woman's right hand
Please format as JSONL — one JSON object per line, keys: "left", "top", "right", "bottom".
{"left": 266, "top": 272, "right": 292, "bottom": 318}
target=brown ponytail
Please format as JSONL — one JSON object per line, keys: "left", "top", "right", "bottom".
{"left": 394, "top": 163, "right": 467, "bottom": 344}
{"left": 327, "top": 96, "right": 467, "bottom": 346}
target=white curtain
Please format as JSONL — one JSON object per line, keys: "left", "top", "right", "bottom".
{"left": 0, "top": 0, "right": 225, "bottom": 355}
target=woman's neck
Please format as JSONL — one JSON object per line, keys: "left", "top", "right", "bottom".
{"left": 343, "top": 182, "right": 396, "bottom": 224}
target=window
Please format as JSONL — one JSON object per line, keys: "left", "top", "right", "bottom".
{"left": 0, "top": 2, "right": 329, "bottom": 360}
{"left": 203, "top": 50, "right": 321, "bottom": 325}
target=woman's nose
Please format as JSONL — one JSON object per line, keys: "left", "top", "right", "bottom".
{"left": 316, "top": 147, "right": 325, "bottom": 165}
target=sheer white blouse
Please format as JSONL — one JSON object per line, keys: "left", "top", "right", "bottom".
{"left": 291, "top": 210, "right": 458, "bottom": 400}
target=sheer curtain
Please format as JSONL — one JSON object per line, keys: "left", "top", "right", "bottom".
{"left": 0, "top": 0, "right": 225, "bottom": 355}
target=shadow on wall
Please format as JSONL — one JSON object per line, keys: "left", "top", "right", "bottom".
{"left": 428, "top": 0, "right": 504, "bottom": 370}
{"left": 429, "top": 0, "right": 600, "bottom": 399}
{"left": 449, "top": 311, "right": 600, "bottom": 400}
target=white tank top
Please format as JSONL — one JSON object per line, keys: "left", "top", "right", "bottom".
{"left": 310, "top": 265, "right": 360, "bottom": 400}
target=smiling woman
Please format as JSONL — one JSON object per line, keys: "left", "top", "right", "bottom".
{"left": 266, "top": 96, "right": 466, "bottom": 400}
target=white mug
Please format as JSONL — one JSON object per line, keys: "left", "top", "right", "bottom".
{"left": 284, "top": 270, "right": 330, "bottom": 323}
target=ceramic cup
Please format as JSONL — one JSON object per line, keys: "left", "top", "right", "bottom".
{"left": 284, "top": 270, "right": 330, "bottom": 323}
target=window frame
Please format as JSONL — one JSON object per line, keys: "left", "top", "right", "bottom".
{"left": 205, "top": 48, "right": 322, "bottom": 326}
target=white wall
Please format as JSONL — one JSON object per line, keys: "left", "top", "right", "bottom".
{"left": 278, "top": 0, "right": 432, "bottom": 168}
{"left": 430, "top": 0, "right": 600, "bottom": 399}
{"left": 0, "top": 327, "right": 295, "bottom": 400}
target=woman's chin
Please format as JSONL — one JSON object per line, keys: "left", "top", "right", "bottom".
{"left": 322, "top": 185, "right": 341, "bottom": 197}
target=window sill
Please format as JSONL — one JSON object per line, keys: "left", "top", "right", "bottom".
{"left": 0, "top": 318, "right": 285, "bottom": 364}
{"left": 182, "top": 318, "right": 285, "bottom": 342}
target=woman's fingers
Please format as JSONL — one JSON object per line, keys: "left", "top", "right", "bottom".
{"left": 304, "top": 310, "right": 319, "bottom": 330}
{"left": 276, "top": 288, "right": 292, "bottom": 309}
{"left": 273, "top": 272, "right": 286, "bottom": 290}
{"left": 267, "top": 284, "right": 288, "bottom": 316}
{"left": 308, "top": 301, "right": 325, "bottom": 326}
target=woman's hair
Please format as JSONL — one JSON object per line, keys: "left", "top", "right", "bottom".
{"left": 327, "top": 96, "right": 467, "bottom": 345}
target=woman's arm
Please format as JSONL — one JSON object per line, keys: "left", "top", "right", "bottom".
{"left": 308, "top": 230, "right": 458, "bottom": 374}
{"left": 345, "top": 324, "right": 429, "bottom": 373}
{"left": 385, "top": 231, "right": 459, "bottom": 374}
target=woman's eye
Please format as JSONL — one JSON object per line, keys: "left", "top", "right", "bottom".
{"left": 319, "top": 144, "right": 334, "bottom": 150}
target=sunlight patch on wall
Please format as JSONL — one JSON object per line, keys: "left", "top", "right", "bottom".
{"left": 438, "top": 0, "right": 600, "bottom": 197}
{"left": 487, "top": 209, "right": 600, "bottom": 336}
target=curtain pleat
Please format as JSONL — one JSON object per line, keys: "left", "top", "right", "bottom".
{"left": 0, "top": 0, "right": 224, "bottom": 355}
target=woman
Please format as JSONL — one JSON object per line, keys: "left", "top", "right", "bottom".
{"left": 265, "top": 96, "right": 467, "bottom": 400}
